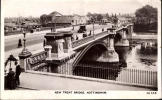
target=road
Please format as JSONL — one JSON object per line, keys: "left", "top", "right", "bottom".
{"left": 5, "top": 24, "right": 112, "bottom": 52}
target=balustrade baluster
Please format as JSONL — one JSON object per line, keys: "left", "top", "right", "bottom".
{"left": 154, "top": 71, "right": 157, "bottom": 86}
{"left": 140, "top": 70, "right": 143, "bottom": 84}
{"left": 125, "top": 69, "right": 127, "bottom": 83}
{"left": 131, "top": 69, "right": 133, "bottom": 83}
{"left": 149, "top": 70, "right": 151, "bottom": 85}
{"left": 128, "top": 68, "right": 130, "bottom": 83}
{"left": 144, "top": 70, "right": 146, "bottom": 85}
{"left": 134, "top": 69, "right": 135, "bottom": 84}
{"left": 137, "top": 69, "right": 139, "bottom": 84}
{"left": 150, "top": 70, "right": 152, "bottom": 85}
{"left": 124, "top": 69, "right": 126, "bottom": 83}
{"left": 87, "top": 64, "right": 89, "bottom": 77}
{"left": 153, "top": 71, "right": 155, "bottom": 86}
{"left": 103, "top": 68, "right": 106, "bottom": 79}
{"left": 100, "top": 67, "right": 102, "bottom": 79}
{"left": 136, "top": 69, "right": 138, "bottom": 84}
{"left": 134, "top": 69, "right": 136, "bottom": 84}
{"left": 146, "top": 70, "right": 148, "bottom": 85}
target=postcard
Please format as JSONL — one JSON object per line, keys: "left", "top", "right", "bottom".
{"left": 1, "top": 0, "right": 161, "bottom": 99}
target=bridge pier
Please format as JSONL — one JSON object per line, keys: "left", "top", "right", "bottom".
{"left": 115, "top": 28, "right": 129, "bottom": 47}
{"left": 105, "top": 34, "right": 119, "bottom": 62}
{"left": 97, "top": 29, "right": 119, "bottom": 63}
{"left": 44, "top": 32, "right": 75, "bottom": 75}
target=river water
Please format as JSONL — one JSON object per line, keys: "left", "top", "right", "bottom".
{"left": 126, "top": 45, "right": 157, "bottom": 71}
{"left": 115, "top": 44, "right": 157, "bottom": 71}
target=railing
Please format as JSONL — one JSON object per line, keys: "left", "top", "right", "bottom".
{"left": 72, "top": 31, "right": 108, "bottom": 48}
{"left": 72, "top": 35, "right": 94, "bottom": 48}
{"left": 33, "top": 61, "right": 157, "bottom": 88}
{"left": 72, "top": 24, "right": 133, "bottom": 48}
{"left": 73, "top": 63, "right": 157, "bottom": 88}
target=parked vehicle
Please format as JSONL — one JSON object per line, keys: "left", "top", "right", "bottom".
{"left": 78, "top": 25, "right": 87, "bottom": 33}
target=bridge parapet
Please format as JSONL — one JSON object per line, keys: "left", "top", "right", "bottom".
{"left": 72, "top": 31, "right": 108, "bottom": 49}
{"left": 26, "top": 51, "right": 47, "bottom": 71}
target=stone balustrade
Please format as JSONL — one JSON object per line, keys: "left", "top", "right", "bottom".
{"left": 27, "top": 51, "right": 47, "bottom": 71}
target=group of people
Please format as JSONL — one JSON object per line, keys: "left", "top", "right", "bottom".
{"left": 5, "top": 62, "right": 22, "bottom": 90}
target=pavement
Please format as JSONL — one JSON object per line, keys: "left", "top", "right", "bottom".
{"left": 17, "top": 72, "right": 152, "bottom": 90}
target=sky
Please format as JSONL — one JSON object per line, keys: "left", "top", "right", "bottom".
{"left": 2, "top": 0, "right": 161, "bottom": 17}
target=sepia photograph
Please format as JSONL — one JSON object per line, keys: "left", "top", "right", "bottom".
{"left": 1, "top": 0, "right": 161, "bottom": 99}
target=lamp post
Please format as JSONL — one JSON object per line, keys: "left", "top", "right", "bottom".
{"left": 23, "top": 31, "right": 26, "bottom": 50}
{"left": 18, "top": 26, "right": 32, "bottom": 72}
{"left": 92, "top": 19, "right": 95, "bottom": 40}
{"left": 19, "top": 29, "right": 32, "bottom": 56}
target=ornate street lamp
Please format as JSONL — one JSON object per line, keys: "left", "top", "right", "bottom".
{"left": 23, "top": 31, "right": 26, "bottom": 50}
{"left": 19, "top": 29, "right": 32, "bottom": 57}
{"left": 92, "top": 19, "right": 95, "bottom": 40}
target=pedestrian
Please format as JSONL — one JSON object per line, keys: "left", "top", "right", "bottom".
{"left": 51, "top": 28, "right": 53, "bottom": 32}
{"left": 43, "top": 39, "right": 46, "bottom": 47}
{"left": 89, "top": 30, "right": 91, "bottom": 36}
{"left": 15, "top": 62, "right": 22, "bottom": 86}
{"left": 7, "top": 68, "right": 15, "bottom": 89}
{"left": 18, "top": 39, "right": 22, "bottom": 48}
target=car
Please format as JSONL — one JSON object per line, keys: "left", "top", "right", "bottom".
{"left": 78, "top": 25, "right": 87, "bottom": 33}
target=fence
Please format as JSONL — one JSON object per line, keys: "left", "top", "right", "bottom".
{"left": 73, "top": 63, "right": 157, "bottom": 88}
{"left": 30, "top": 60, "right": 157, "bottom": 88}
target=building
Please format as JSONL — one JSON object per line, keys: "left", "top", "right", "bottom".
{"left": 41, "top": 11, "right": 88, "bottom": 27}
{"left": 117, "top": 16, "right": 133, "bottom": 27}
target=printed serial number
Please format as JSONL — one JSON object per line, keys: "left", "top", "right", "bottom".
{"left": 146, "top": 92, "right": 157, "bottom": 94}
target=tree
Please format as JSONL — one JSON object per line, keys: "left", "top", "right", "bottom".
{"left": 105, "top": 13, "right": 110, "bottom": 21}
{"left": 87, "top": 12, "right": 92, "bottom": 18}
{"left": 111, "top": 14, "right": 118, "bottom": 25}
{"left": 40, "top": 14, "right": 48, "bottom": 25}
{"left": 134, "top": 5, "right": 157, "bottom": 32}
{"left": 97, "top": 14, "right": 103, "bottom": 21}
{"left": 135, "top": 5, "right": 157, "bottom": 24}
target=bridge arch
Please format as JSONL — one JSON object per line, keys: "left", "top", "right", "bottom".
{"left": 72, "top": 41, "right": 108, "bottom": 71}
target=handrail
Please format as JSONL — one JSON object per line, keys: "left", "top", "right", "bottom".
{"left": 72, "top": 31, "right": 108, "bottom": 48}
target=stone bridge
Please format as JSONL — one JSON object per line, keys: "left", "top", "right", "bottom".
{"left": 19, "top": 24, "right": 134, "bottom": 75}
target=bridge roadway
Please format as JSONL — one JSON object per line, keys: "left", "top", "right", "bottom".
{"left": 5, "top": 24, "right": 111, "bottom": 51}
{"left": 18, "top": 72, "right": 153, "bottom": 90}
{"left": 4, "top": 24, "right": 112, "bottom": 72}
